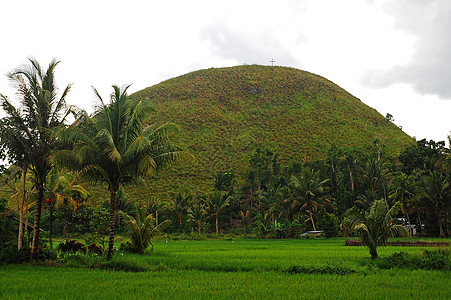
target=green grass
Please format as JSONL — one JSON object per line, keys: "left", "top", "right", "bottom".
{"left": 1, "top": 238, "right": 449, "bottom": 299}
{"left": 0, "top": 265, "right": 448, "bottom": 299}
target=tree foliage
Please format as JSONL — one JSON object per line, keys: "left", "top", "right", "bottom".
{"left": 0, "top": 58, "right": 75, "bottom": 260}
{"left": 54, "top": 85, "right": 183, "bottom": 259}
{"left": 348, "top": 199, "right": 409, "bottom": 259}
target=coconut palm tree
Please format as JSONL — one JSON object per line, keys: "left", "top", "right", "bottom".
{"left": 122, "top": 205, "right": 171, "bottom": 253}
{"left": 290, "top": 168, "right": 334, "bottom": 231}
{"left": 0, "top": 165, "right": 33, "bottom": 249}
{"left": 188, "top": 202, "right": 207, "bottom": 234}
{"left": 0, "top": 58, "right": 74, "bottom": 259}
{"left": 205, "top": 191, "right": 230, "bottom": 234}
{"left": 0, "top": 125, "right": 29, "bottom": 250}
{"left": 142, "top": 195, "right": 163, "bottom": 227}
{"left": 389, "top": 172, "right": 415, "bottom": 236}
{"left": 361, "top": 157, "right": 389, "bottom": 198}
{"left": 54, "top": 85, "right": 183, "bottom": 260}
{"left": 239, "top": 209, "right": 251, "bottom": 234}
{"left": 348, "top": 199, "right": 408, "bottom": 259}
{"left": 418, "top": 170, "right": 449, "bottom": 238}
{"left": 164, "top": 192, "right": 191, "bottom": 228}
{"left": 266, "top": 185, "right": 294, "bottom": 223}
{"left": 45, "top": 168, "right": 89, "bottom": 248}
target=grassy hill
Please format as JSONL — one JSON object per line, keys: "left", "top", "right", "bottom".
{"left": 114, "top": 65, "right": 413, "bottom": 201}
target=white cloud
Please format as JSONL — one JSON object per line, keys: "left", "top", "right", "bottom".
{"left": 201, "top": 24, "right": 300, "bottom": 66}
{"left": 362, "top": 0, "right": 451, "bottom": 99}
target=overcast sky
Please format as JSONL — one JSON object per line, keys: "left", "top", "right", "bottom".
{"left": 1, "top": 0, "right": 450, "bottom": 142}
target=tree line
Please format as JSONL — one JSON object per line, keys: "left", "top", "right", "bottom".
{"left": 155, "top": 139, "right": 449, "bottom": 241}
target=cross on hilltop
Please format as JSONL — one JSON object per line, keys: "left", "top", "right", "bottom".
{"left": 270, "top": 59, "right": 276, "bottom": 66}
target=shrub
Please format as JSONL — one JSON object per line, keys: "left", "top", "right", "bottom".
{"left": 58, "top": 240, "right": 86, "bottom": 254}
{"left": 0, "top": 241, "right": 55, "bottom": 264}
{"left": 0, "top": 241, "right": 25, "bottom": 264}
{"left": 87, "top": 243, "right": 103, "bottom": 255}
{"left": 317, "top": 213, "right": 339, "bottom": 238}
{"left": 384, "top": 249, "right": 450, "bottom": 271}
{"left": 119, "top": 241, "right": 133, "bottom": 252}
{"left": 385, "top": 251, "right": 419, "bottom": 268}
{"left": 421, "top": 249, "right": 450, "bottom": 270}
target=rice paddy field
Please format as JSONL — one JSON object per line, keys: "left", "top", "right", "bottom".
{"left": 1, "top": 238, "right": 449, "bottom": 299}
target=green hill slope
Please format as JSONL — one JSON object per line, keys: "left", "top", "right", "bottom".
{"left": 122, "top": 65, "right": 412, "bottom": 200}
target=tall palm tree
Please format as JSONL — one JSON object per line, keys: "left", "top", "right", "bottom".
{"left": 348, "top": 199, "right": 408, "bottom": 259}
{"left": 142, "top": 195, "right": 163, "bottom": 227}
{"left": 0, "top": 58, "right": 74, "bottom": 259}
{"left": 188, "top": 202, "right": 207, "bottom": 234}
{"left": 290, "top": 168, "right": 334, "bottom": 231}
{"left": 205, "top": 191, "right": 230, "bottom": 234}
{"left": 164, "top": 192, "right": 191, "bottom": 227}
{"left": 266, "top": 186, "right": 294, "bottom": 223}
{"left": 418, "top": 170, "right": 449, "bottom": 237}
{"left": 0, "top": 165, "right": 33, "bottom": 249}
{"left": 361, "top": 157, "right": 388, "bottom": 197}
{"left": 45, "top": 168, "right": 89, "bottom": 248}
{"left": 389, "top": 172, "right": 415, "bottom": 236}
{"left": 54, "top": 85, "right": 183, "bottom": 260}
{"left": 0, "top": 98, "right": 30, "bottom": 252}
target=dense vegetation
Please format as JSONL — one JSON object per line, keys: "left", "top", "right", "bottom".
{"left": 129, "top": 65, "right": 413, "bottom": 199}
{"left": 0, "top": 60, "right": 449, "bottom": 269}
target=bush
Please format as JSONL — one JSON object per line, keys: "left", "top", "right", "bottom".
{"left": 317, "top": 213, "right": 339, "bottom": 238}
{"left": 0, "top": 241, "right": 26, "bottom": 264}
{"left": 0, "top": 241, "right": 55, "bottom": 264}
{"left": 48, "top": 205, "right": 109, "bottom": 236}
{"left": 87, "top": 243, "right": 103, "bottom": 255}
{"left": 384, "top": 249, "right": 450, "bottom": 271}
{"left": 58, "top": 240, "right": 86, "bottom": 254}
{"left": 421, "top": 249, "right": 450, "bottom": 270}
{"left": 119, "top": 241, "right": 133, "bottom": 252}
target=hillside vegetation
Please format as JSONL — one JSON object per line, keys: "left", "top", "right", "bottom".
{"left": 99, "top": 65, "right": 413, "bottom": 200}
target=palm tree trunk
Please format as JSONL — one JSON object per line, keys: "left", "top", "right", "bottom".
{"left": 216, "top": 212, "right": 219, "bottom": 234}
{"left": 437, "top": 210, "right": 445, "bottom": 238}
{"left": 63, "top": 223, "right": 69, "bottom": 243}
{"left": 370, "top": 246, "right": 378, "bottom": 260}
{"left": 309, "top": 209, "right": 317, "bottom": 231}
{"left": 198, "top": 221, "right": 201, "bottom": 234}
{"left": 18, "top": 163, "right": 27, "bottom": 250}
{"left": 347, "top": 163, "right": 355, "bottom": 192}
{"left": 25, "top": 206, "right": 30, "bottom": 245}
{"left": 30, "top": 180, "right": 44, "bottom": 261}
{"left": 106, "top": 188, "right": 117, "bottom": 260}
{"left": 18, "top": 201, "right": 24, "bottom": 250}
{"left": 49, "top": 205, "right": 54, "bottom": 249}
{"left": 417, "top": 211, "right": 423, "bottom": 234}
{"left": 406, "top": 212, "right": 412, "bottom": 237}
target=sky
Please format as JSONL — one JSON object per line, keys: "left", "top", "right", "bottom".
{"left": 1, "top": 0, "right": 450, "bottom": 142}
